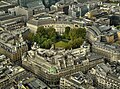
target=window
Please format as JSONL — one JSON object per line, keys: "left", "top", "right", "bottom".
{"left": 75, "top": 25, "right": 78, "bottom": 27}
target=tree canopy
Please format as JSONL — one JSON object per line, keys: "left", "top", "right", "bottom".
{"left": 27, "top": 26, "right": 86, "bottom": 49}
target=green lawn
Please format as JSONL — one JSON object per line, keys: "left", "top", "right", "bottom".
{"left": 55, "top": 41, "right": 68, "bottom": 48}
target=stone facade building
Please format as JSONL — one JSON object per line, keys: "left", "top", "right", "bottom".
{"left": 60, "top": 71, "right": 95, "bottom": 89}
{"left": 27, "top": 14, "right": 80, "bottom": 34}
{"left": 90, "top": 63, "right": 120, "bottom": 89}
{"left": 0, "top": 30, "right": 28, "bottom": 61}
{"left": 86, "top": 25, "right": 120, "bottom": 43}
{"left": 0, "top": 55, "right": 28, "bottom": 89}
{"left": 22, "top": 43, "right": 104, "bottom": 88}
{"left": 92, "top": 42, "right": 120, "bottom": 62}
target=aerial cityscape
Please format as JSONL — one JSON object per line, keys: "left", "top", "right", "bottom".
{"left": 0, "top": 0, "right": 120, "bottom": 89}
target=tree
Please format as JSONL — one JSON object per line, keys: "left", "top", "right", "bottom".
{"left": 42, "top": 39, "right": 52, "bottom": 49}
{"left": 25, "top": 32, "right": 34, "bottom": 42}
{"left": 69, "top": 28, "right": 79, "bottom": 40}
{"left": 68, "top": 37, "right": 84, "bottom": 49}
{"left": 75, "top": 37, "right": 84, "bottom": 46}
{"left": 79, "top": 28, "right": 86, "bottom": 39}
{"left": 34, "top": 34, "right": 40, "bottom": 44}
{"left": 47, "top": 27, "right": 56, "bottom": 38}
{"left": 65, "top": 27, "right": 70, "bottom": 34}
{"left": 37, "top": 26, "right": 46, "bottom": 36}
{"left": 69, "top": 28, "right": 86, "bottom": 41}
{"left": 46, "top": 27, "right": 57, "bottom": 42}
{"left": 64, "top": 27, "right": 70, "bottom": 39}
{"left": 27, "top": 26, "right": 86, "bottom": 49}
{"left": 68, "top": 40, "right": 74, "bottom": 48}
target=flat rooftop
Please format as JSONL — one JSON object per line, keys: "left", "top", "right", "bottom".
{"left": 0, "top": 55, "right": 25, "bottom": 83}
{"left": 0, "top": 15, "right": 24, "bottom": 21}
